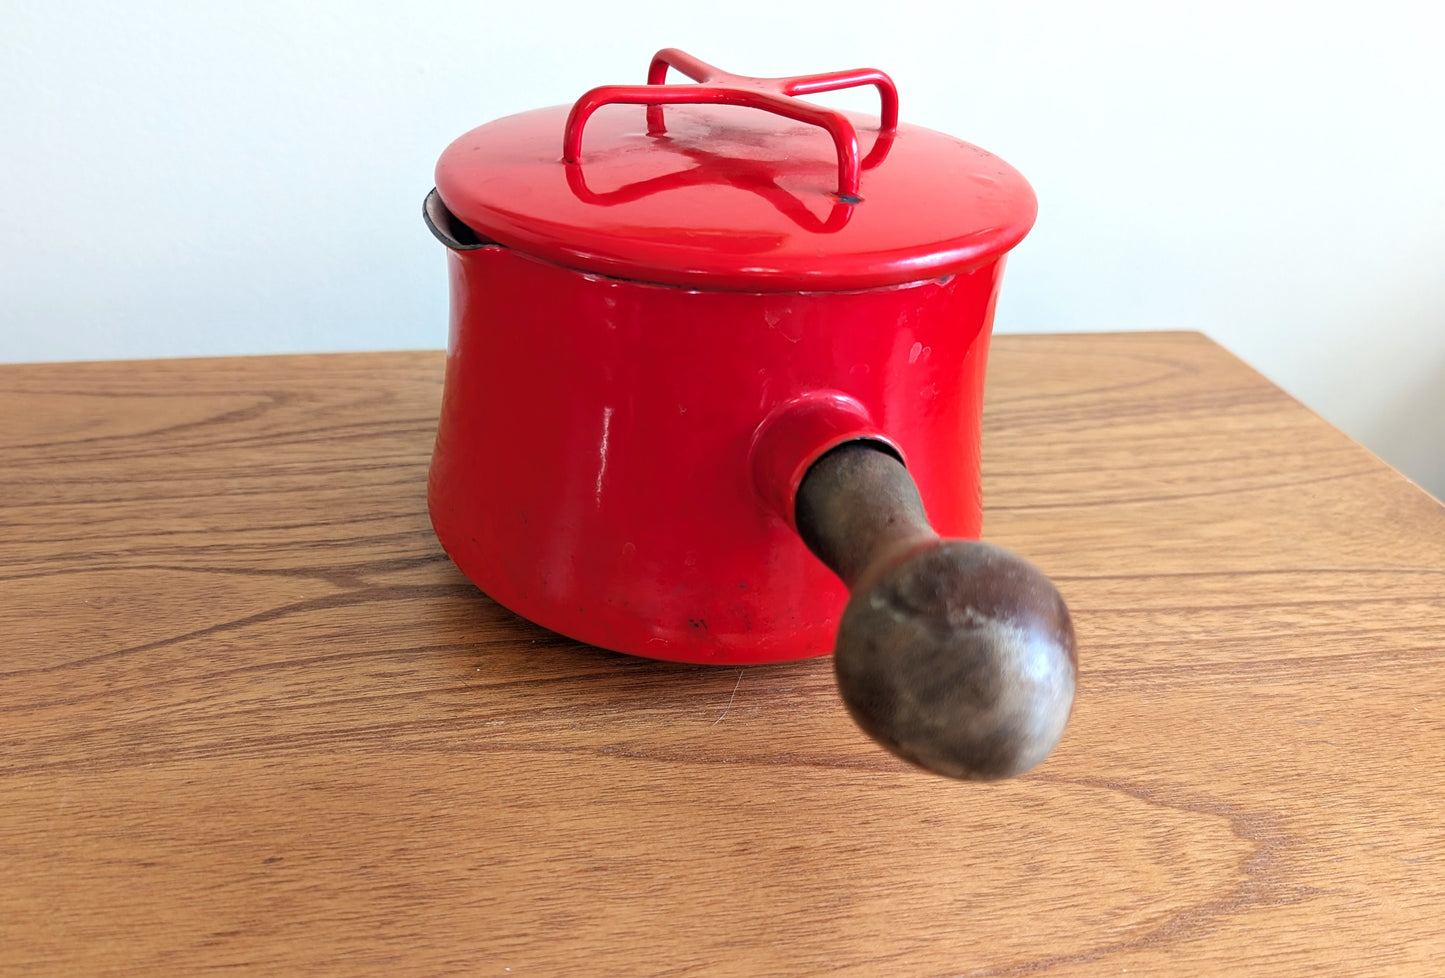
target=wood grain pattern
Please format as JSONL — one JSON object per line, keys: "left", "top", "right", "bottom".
{"left": 2, "top": 333, "right": 1442, "bottom": 976}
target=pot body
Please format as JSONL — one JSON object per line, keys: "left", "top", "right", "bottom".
{"left": 428, "top": 244, "right": 1002, "bottom": 664}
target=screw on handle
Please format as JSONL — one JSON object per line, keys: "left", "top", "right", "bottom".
{"left": 795, "top": 442, "right": 1077, "bottom": 781}
{"left": 563, "top": 48, "right": 899, "bottom": 200}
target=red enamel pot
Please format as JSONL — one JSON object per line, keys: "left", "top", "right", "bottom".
{"left": 424, "top": 49, "right": 1076, "bottom": 780}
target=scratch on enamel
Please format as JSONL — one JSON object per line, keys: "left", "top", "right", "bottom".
{"left": 595, "top": 405, "right": 613, "bottom": 505}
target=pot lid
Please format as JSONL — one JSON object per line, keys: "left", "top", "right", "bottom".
{"left": 433, "top": 49, "right": 1036, "bottom": 291}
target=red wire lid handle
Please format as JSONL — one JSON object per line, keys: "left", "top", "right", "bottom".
{"left": 563, "top": 48, "right": 900, "bottom": 201}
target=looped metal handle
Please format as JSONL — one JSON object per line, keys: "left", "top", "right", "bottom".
{"left": 562, "top": 48, "right": 899, "bottom": 201}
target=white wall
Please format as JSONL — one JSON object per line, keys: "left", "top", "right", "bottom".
{"left": 3, "top": 1, "right": 1442, "bottom": 497}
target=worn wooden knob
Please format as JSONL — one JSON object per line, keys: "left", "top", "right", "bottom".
{"left": 796, "top": 442, "right": 1076, "bottom": 781}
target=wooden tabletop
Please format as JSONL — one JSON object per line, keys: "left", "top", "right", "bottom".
{"left": 2, "top": 332, "right": 1442, "bottom": 976}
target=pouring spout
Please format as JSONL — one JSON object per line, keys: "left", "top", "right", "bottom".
{"left": 423, "top": 188, "right": 496, "bottom": 251}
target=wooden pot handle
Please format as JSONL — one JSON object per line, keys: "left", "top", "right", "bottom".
{"left": 795, "top": 442, "right": 1077, "bottom": 781}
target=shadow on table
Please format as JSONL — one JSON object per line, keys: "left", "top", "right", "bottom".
{"left": 412, "top": 557, "right": 835, "bottom": 727}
